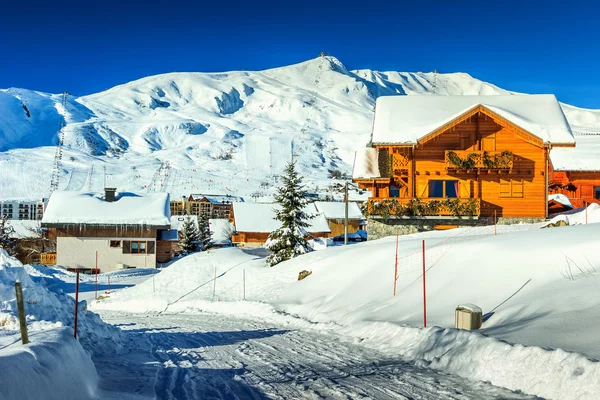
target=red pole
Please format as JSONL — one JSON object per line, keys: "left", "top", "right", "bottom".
{"left": 494, "top": 210, "right": 497, "bottom": 236}
{"left": 422, "top": 240, "right": 427, "bottom": 328}
{"left": 95, "top": 251, "right": 98, "bottom": 300}
{"left": 74, "top": 270, "right": 80, "bottom": 339}
{"left": 393, "top": 235, "right": 399, "bottom": 296}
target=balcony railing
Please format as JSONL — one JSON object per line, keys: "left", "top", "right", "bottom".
{"left": 445, "top": 150, "right": 513, "bottom": 170}
{"left": 366, "top": 197, "right": 480, "bottom": 217}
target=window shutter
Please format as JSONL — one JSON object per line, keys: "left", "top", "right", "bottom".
{"left": 500, "top": 180, "right": 511, "bottom": 198}
{"left": 147, "top": 241, "right": 155, "bottom": 254}
{"left": 459, "top": 180, "right": 471, "bottom": 198}
{"left": 512, "top": 180, "right": 524, "bottom": 198}
{"left": 123, "top": 241, "right": 131, "bottom": 254}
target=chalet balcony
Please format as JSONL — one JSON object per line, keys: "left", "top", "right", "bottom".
{"left": 366, "top": 197, "right": 480, "bottom": 217}
{"left": 445, "top": 150, "right": 513, "bottom": 171}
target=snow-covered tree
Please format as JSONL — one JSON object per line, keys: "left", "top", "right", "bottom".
{"left": 197, "top": 213, "right": 213, "bottom": 251}
{"left": 266, "top": 160, "right": 314, "bottom": 267}
{"left": 179, "top": 215, "right": 200, "bottom": 253}
{"left": 0, "top": 215, "right": 18, "bottom": 257}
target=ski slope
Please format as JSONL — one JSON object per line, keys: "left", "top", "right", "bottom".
{"left": 2, "top": 56, "right": 600, "bottom": 201}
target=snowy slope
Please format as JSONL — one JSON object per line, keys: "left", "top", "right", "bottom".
{"left": 1, "top": 56, "right": 600, "bottom": 200}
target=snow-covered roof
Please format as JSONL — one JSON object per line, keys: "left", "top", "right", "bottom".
{"left": 548, "top": 194, "right": 573, "bottom": 209}
{"left": 314, "top": 201, "right": 364, "bottom": 220}
{"left": 550, "top": 131, "right": 600, "bottom": 171}
{"left": 232, "top": 202, "right": 331, "bottom": 233}
{"left": 189, "top": 194, "right": 244, "bottom": 204}
{"left": 209, "top": 218, "right": 233, "bottom": 244}
{"left": 41, "top": 191, "right": 170, "bottom": 227}
{"left": 352, "top": 148, "right": 381, "bottom": 179}
{"left": 371, "top": 95, "right": 575, "bottom": 146}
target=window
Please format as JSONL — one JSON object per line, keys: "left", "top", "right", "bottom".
{"left": 500, "top": 179, "right": 524, "bottom": 198}
{"left": 122, "top": 241, "right": 155, "bottom": 255}
{"left": 595, "top": 187, "right": 600, "bottom": 200}
{"left": 110, "top": 240, "right": 121, "bottom": 248}
{"left": 390, "top": 185, "right": 400, "bottom": 198}
{"left": 429, "top": 180, "right": 459, "bottom": 198}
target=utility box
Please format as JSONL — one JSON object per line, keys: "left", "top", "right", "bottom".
{"left": 455, "top": 304, "right": 483, "bottom": 330}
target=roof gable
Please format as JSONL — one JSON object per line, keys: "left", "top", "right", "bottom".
{"left": 371, "top": 95, "right": 575, "bottom": 146}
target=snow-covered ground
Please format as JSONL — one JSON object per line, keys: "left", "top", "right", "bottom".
{"left": 88, "top": 205, "right": 600, "bottom": 399}
{"left": 2, "top": 56, "right": 600, "bottom": 202}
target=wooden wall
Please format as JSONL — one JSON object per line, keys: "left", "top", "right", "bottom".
{"left": 328, "top": 220, "right": 361, "bottom": 237}
{"left": 549, "top": 170, "right": 600, "bottom": 208}
{"left": 233, "top": 231, "right": 330, "bottom": 245}
{"left": 156, "top": 240, "right": 173, "bottom": 263}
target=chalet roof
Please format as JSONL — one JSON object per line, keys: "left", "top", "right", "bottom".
{"left": 550, "top": 131, "right": 600, "bottom": 171}
{"left": 371, "top": 95, "right": 575, "bottom": 146}
{"left": 314, "top": 201, "right": 364, "bottom": 220}
{"left": 41, "top": 191, "right": 170, "bottom": 227}
{"left": 189, "top": 194, "right": 244, "bottom": 204}
{"left": 352, "top": 148, "right": 381, "bottom": 179}
{"left": 232, "top": 202, "right": 331, "bottom": 233}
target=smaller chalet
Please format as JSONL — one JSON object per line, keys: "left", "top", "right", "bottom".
{"left": 231, "top": 202, "right": 330, "bottom": 247}
{"left": 549, "top": 130, "right": 600, "bottom": 208}
{"left": 313, "top": 201, "right": 365, "bottom": 237}
{"left": 41, "top": 189, "right": 172, "bottom": 272}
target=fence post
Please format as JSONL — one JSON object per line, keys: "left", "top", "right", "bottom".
{"left": 95, "top": 251, "right": 98, "bottom": 300}
{"left": 14, "top": 281, "right": 29, "bottom": 345}
{"left": 74, "top": 270, "right": 80, "bottom": 339}
{"left": 422, "top": 240, "right": 427, "bottom": 328}
{"left": 393, "top": 235, "right": 399, "bottom": 296}
{"left": 152, "top": 267, "right": 156, "bottom": 293}
{"left": 212, "top": 267, "right": 217, "bottom": 301}
{"left": 243, "top": 269, "right": 246, "bottom": 301}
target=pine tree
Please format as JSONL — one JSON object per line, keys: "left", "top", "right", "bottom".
{"left": 0, "top": 215, "right": 18, "bottom": 257}
{"left": 266, "top": 159, "right": 314, "bottom": 267}
{"left": 179, "top": 215, "right": 200, "bottom": 253}
{"left": 197, "top": 212, "right": 213, "bottom": 251}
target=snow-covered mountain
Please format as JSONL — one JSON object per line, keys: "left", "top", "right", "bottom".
{"left": 1, "top": 56, "right": 599, "bottom": 200}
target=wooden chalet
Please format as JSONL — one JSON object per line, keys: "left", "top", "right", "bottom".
{"left": 231, "top": 202, "right": 330, "bottom": 247}
{"left": 41, "top": 189, "right": 173, "bottom": 272}
{"left": 353, "top": 95, "right": 576, "bottom": 226}
{"left": 314, "top": 201, "right": 365, "bottom": 237}
{"left": 548, "top": 131, "right": 600, "bottom": 209}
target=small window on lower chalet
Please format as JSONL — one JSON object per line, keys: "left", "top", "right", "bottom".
{"left": 595, "top": 187, "right": 600, "bottom": 200}
{"left": 390, "top": 185, "right": 400, "bottom": 198}
{"left": 500, "top": 179, "right": 524, "bottom": 198}
{"left": 109, "top": 240, "right": 121, "bottom": 248}
{"left": 429, "top": 180, "right": 459, "bottom": 198}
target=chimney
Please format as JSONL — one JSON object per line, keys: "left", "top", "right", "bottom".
{"left": 105, "top": 188, "right": 117, "bottom": 202}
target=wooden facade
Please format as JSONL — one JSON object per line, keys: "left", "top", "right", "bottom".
{"left": 232, "top": 231, "right": 330, "bottom": 246}
{"left": 355, "top": 106, "right": 554, "bottom": 218}
{"left": 327, "top": 220, "right": 362, "bottom": 237}
{"left": 548, "top": 166, "right": 600, "bottom": 209}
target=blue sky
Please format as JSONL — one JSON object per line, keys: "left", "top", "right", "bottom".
{"left": 1, "top": 0, "right": 599, "bottom": 108}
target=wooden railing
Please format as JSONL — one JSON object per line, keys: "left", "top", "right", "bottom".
{"left": 40, "top": 253, "right": 56, "bottom": 265}
{"left": 366, "top": 197, "right": 481, "bottom": 217}
{"left": 445, "top": 150, "right": 513, "bottom": 170}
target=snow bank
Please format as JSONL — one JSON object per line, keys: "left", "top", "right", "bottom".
{"left": 544, "top": 202, "right": 600, "bottom": 227}
{"left": 42, "top": 191, "right": 170, "bottom": 226}
{"left": 0, "top": 328, "right": 98, "bottom": 400}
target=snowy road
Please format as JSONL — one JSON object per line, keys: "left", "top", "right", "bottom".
{"left": 95, "top": 311, "right": 535, "bottom": 400}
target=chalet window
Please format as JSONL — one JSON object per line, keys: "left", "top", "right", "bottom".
{"left": 500, "top": 179, "right": 524, "bottom": 198}
{"left": 109, "top": 240, "right": 121, "bottom": 248}
{"left": 122, "top": 240, "right": 155, "bottom": 254}
{"left": 429, "top": 180, "right": 459, "bottom": 198}
{"left": 390, "top": 185, "right": 400, "bottom": 198}
{"left": 595, "top": 187, "right": 600, "bottom": 200}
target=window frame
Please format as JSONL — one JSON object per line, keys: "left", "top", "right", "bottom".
{"left": 500, "top": 179, "right": 524, "bottom": 198}
{"left": 428, "top": 179, "right": 459, "bottom": 199}
{"left": 109, "top": 240, "right": 121, "bottom": 248}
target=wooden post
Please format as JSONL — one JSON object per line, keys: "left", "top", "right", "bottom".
{"left": 393, "top": 235, "right": 398, "bottom": 296}
{"left": 14, "top": 281, "right": 29, "bottom": 345}
{"left": 422, "top": 240, "right": 427, "bottom": 328}
{"left": 243, "top": 269, "right": 246, "bottom": 301}
{"left": 74, "top": 270, "right": 80, "bottom": 339}
{"left": 152, "top": 266, "right": 156, "bottom": 293}
{"left": 344, "top": 182, "right": 349, "bottom": 246}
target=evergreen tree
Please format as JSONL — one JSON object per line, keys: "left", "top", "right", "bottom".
{"left": 266, "top": 160, "right": 313, "bottom": 267}
{"left": 179, "top": 215, "right": 200, "bottom": 253}
{"left": 0, "top": 215, "right": 18, "bottom": 257}
{"left": 197, "top": 212, "right": 213, "bottom": 251}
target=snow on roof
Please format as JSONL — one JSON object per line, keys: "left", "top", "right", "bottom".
{"left": 548, "top": 194, "right": 573, "bottom": 209}
{"left": 209, "top": 218, "right": 233, "bottom": 244}
{"left": 352, "top": 147, "right": 381, "bottom": 179}
{"left": 232, "top": 202, "right": 331, "bottom": 233}
{"left": 372, "top": 95, "right": 575, "bottom": 146}
{"left": 42, "top": 191, "right": 170, "bottom": 227}
{"left": 550, "top": 131, "right": 600, "bottom": 171}
{"left": 189, "top": 194, "right": 244, "bottom": 204}
{"left": 314, "top": 201, "right": 364, "bottom": 220}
